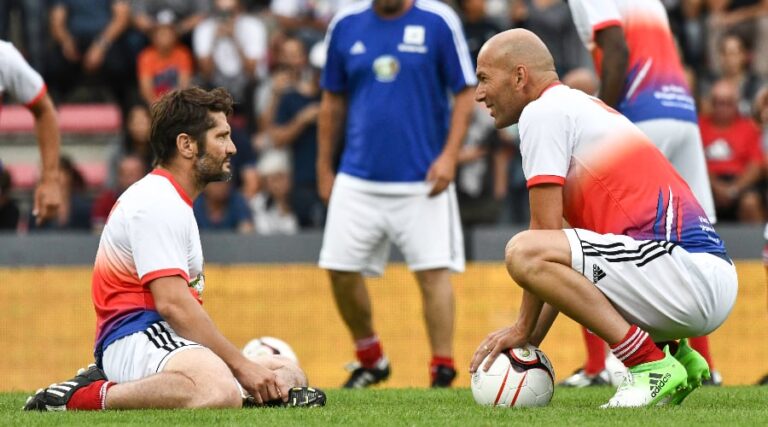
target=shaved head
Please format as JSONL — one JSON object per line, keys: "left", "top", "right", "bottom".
{"left": 475, "top": 29, "right": 559, "bottom": 128}
{"left": 479, "top": 29, "right": 556, "bottom": 76}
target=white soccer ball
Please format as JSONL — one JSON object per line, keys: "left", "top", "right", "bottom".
{"left": 471, "top": 344, "right": 555, "bottom": 408}
{"left": 242, "top": 336, "right": 299, "bottom": 363}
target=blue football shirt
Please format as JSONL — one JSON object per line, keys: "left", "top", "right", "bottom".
{"left": 322, "top": 0, "right": 476, "bottom": 183}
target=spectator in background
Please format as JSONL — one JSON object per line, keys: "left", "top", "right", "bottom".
{"left": 0, "top": 168, "right": 19, "bottom": 231}
{"left": 137, "top": 11, "right": 193, "bottom": 106}
{"left": 708, "top": 33, "right": 763, "bottom": 115}
{"left": 0, "top": 40, "right": 62, "bottom": 225}
{"left": 194, "top": 181, "right": 254, "bottom": 233}
{"left": 250, "top": 150, "right": 299, "bottom": 235}
{"left": 254, "top": 37, "right": 312, "bottom": 139}
{"left": 91, "top": 154, "right": 147, "bottom": 233}
{"left": 267, "top": 41, "right": 323, "bottom": 228}
{"left": 495, "top": 125, "right": 530, "bottom": 225}
{"left": 707, "top": 0, "right": 768, "bottom": 78}
{"left": 511, "top": 0, "right": 591, "bottom": 75}
{"left": 752, "top": 83, "right": 768, "bottom": 152}
{"left": 667, "top": 0, "right": 709, "bottom": 80}
{"left": 107, "top": 104, "right": 154, "bottom": 188}
{"left": 240, "top": 165, "right": 261, "bottom": 203}
{"left": 193, "top": 0, "right": 267, "bottom": 113}
{"left": 30, "top": 156, "right": 91, "bottom": 231}
{"left": 269, "top": 0, "right": 354, "bottom": 46}
{"left": 0, "top": 0, "right": 47, "bottom": 71}
{"left": 700, "top": 79, "right": 765, "bottom": 223}
{"left": 47, "top": 0, "right": 134, "bottom": 113}
{"left": 132, "top": 0, "right": 209, "bottom": 42}
{"left": 458, "top": 0, "right": 502, "bottom": 66}
{"left": 455, "top": 102, "right": 505, "bottom": 226}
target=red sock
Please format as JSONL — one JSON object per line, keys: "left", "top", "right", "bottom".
{"left": 609, "top": 325, "right": 664, "bottom": 368}
{"left": 355, "top": 335, "right": 384, "bottom": 369}
{"left": 583, "top": 327, "right": 607, "bottom": 375}
{"left": 430, "top": 355, "right": 455, "bottom": 381}
{"left": 66, "top": 380, "right": 115, "bottom": 411}
{"left": 689, "top": 336, "right": 714, "bottom": 369}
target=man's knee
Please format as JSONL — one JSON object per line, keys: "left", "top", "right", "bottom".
{"left": 187, "top": 374, "right": 242, "bottom": 409}
{"left": 164, "top": 348, "right": 243, "bottom": 409}
{"left": 416, "top": 269, "right": 452, "bottom": 294}
{"left": 504, "top": 230, "right": 569, "bottom": 285}
{"left": 329, "top": 270, "right": 361, "bottom": 288}
{"left": 505, "top": 231, "right": 541, "bottom": 283}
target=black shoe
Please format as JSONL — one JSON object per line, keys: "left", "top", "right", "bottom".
{"left": 342, "top": 358, "right": 390, "bottom": 389}
{"left": 23, "top": 364, "right": 107, "bottom": 411}
{"left": 260, "top": 387, "right": 327, "bottom": 408}
{"left": 702, "top": 369, "right": 722, "bottom": 386}
{"left": 431, "top": 365, "right": 457, "bottom": 388}
{"left": 558, "top": 368, "right": 611, "bottom": 388}
{"left": 758, "top": 373, "right": 768, "bottom": 386}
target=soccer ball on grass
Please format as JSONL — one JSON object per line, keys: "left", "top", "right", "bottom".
{"left": 242, "top": 336, "right": 299, "bottom": 363}
{"left": 471, "top": 344, "right": 555, "bottom": 408}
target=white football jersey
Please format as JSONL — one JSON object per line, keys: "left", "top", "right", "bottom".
{"left": 93, "top": 168, "right": 205, "bottom": 341}
{"left": 0, "top": 40, "right": 45, "bottom": 106}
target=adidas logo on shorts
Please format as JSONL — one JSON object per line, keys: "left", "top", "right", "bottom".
{"left": 592, "top": 265, "right": 606, "bottom": 283}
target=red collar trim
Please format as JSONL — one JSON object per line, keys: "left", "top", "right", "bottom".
{"left": 151, "top": 168, "right": 193, "bottom": 207}
{"left": 537, "top": 81, "right": 562, "bottom": 99}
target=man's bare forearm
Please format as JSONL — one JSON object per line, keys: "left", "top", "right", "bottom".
{"left": 442, "top": 87, "right": 474, "bottom": 158}
{"left": 30, "top": 95, "right": 60, "bottom": 181}
{"left": 316, "top": 91, "right": 346, "bottom": 171}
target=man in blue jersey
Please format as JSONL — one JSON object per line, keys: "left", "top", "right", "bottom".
{"left": 317, "top": 0, "right": 476, "bottom": 388}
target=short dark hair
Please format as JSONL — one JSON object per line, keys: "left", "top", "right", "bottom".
{"left": 149, "top": 87, "right": 234, "bottom": 166}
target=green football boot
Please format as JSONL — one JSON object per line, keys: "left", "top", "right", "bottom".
{"left": 601, "top": 346, "right": 687, "bottom": 408}
{"left": 666, "top": 338, "right": 711, "bottom": 405}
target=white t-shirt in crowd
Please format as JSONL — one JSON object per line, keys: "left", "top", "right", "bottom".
{"left": 193, "top": 15, "right": 268, "bottom": 80}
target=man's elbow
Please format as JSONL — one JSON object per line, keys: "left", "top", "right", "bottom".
{"left": 155, "top": 297, "right": 189, "bottom": 324}
{"left": 28, "top": 94, "right": 56, "bottom": 119}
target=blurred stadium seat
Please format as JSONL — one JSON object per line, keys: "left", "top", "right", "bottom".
{"left": 0, "top": 103, "right": 121, "bottom": 134}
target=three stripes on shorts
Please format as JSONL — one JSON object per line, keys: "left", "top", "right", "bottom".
{"left": 143, "top": 322, "right": 188, "bottom": 352}
{"left": 582, "top": 239, "right": 677, "bottom": 268}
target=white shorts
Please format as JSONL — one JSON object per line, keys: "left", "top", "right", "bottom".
{"left": 636, "top": 119, "right": 717, "bottom": 223}
{"left": 319, "top": 173, "right": 465, "bottom": 276}
{"left": 564, "top": 228, "right": 738, "bottom": 342}
{"left": 102, "top": 321, "right": 203, "bottom": 383}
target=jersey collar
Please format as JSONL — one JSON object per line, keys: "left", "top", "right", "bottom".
{"left": 151, "top": 168, "right": 193, "bottom": 207}
{"left": 536, "top": 80, "right": 562, "bottom": 100}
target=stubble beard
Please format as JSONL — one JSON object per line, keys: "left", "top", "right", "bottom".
{"left": 195, "top": 152, "right": 232, "bottom": 185}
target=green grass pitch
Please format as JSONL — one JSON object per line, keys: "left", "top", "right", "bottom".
{"left": 2, "top": 387, "right": 767, "bottom": 426}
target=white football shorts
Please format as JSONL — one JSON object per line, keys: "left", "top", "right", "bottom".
{"left": 564, "top": 228, "right": 738, "bottom": 342}
{"left": 102, "top": 320, "right": 203, "bottom": 383}
{"left": 319, "top": 173, "right": 465, "bottom": 276}
{"left": 636, "top": 119, "right": 716, "bottom": 224}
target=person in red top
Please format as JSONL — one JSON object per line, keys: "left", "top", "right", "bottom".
{"left": 700, "top": 79, "right": 765, "bottom": 223}
{"left": 90, "top": 154, "right": 147, "bottom": 233}
{"left": 137, "top": 13, "right": 193, "bottom": 106}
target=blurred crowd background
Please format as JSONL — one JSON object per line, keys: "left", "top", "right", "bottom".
{"left": 3, "top": 0, "right": 768, "bottom": 235}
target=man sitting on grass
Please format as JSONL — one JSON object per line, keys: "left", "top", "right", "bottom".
{"left": 23, "top": 87, "right": 325, "bottom": 411}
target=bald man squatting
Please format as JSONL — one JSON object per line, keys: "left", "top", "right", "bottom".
{"left": 468, "top": 29, "right": 737, "bottom": 408}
